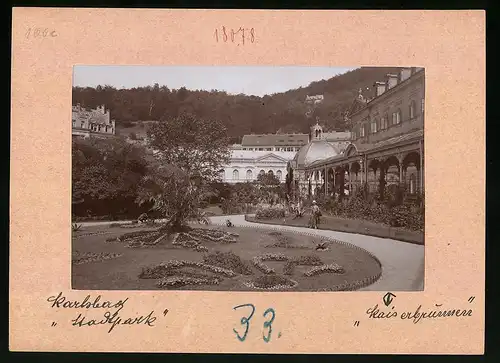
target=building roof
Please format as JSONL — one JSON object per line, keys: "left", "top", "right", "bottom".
{"left": 323, "top": 131, "right": 352, "bottom": 141}
{"left": 231, "top": 150, "right": 296, "bottom": 161}
{"left": 307, "top": 129, "right": 423, "bottom": 168}
{"left": 241, "top": 134, "right": 309, "bottom": 146}
{"left": 293, "top": 140, "right": 341, "bottom": 168}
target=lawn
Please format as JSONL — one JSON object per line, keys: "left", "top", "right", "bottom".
{"left": 72, "top": 224, "right": 381, "bottom": 291}
{"left": 246, "top": 214, "right": 424, "bottom": 245}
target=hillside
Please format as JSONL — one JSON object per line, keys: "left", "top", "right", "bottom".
{"left": 72, "top": 66, "right": 401, "bottom": 140}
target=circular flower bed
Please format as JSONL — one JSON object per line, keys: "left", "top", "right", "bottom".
{"left": 244, "top": 275, "right": 298, "bottom": 290}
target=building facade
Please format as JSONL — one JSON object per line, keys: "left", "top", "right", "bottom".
{"left": 220, "top": 149, "right": 296, "bottom": 184}
{"left": 72, "top": 104, "right": 116, "bottom": 139}
{"left": 221, "top": 129, "right": 351, "bottom": 185}
{"left": 288, "top": 67, "right": 425, "bottom": 200}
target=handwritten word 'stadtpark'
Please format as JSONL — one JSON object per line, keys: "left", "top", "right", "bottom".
{"left": 26, "top": 27, "right": 57, "bottom": 39}
{"left": 47, "top": 292, "right": 168, "bottom": 333}
{"left": 214, "top": 26, "right": 255, "bottom": 45}
{"left": 233, "top": 304, "right": 278, "bottom": 343}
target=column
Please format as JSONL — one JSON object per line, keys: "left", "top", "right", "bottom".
{"left": 398, "top": 154, "right": 404, "bottom": 186}
{"left": 348, "top": 164, "right": 352, "bottom": 194}
{"left": 419, "top": 140, "right": 424, "bottom": 193}
{"left": 324, "top": 166, "right": 328, "bottom": 197}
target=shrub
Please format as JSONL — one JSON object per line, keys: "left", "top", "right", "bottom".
{"left": 255, "top": 206, "right": 286, "bottom": 220}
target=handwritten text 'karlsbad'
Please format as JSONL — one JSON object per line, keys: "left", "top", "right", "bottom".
{"left": 47, "top": 292, "right": 159, "bottom": 333}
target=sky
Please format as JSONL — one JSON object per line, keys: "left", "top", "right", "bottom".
{"left": 73, "top": 66, "right": 357, "bottom": 97}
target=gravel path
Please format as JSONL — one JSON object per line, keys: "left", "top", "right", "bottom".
{"left": 78, "top": 215, "right": 424, "bottom": 291}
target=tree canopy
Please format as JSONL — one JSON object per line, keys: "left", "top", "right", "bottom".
{"left": 72, "top": 67, "right": 402, "bottom": 139}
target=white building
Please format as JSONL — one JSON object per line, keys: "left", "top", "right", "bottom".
{"left": 220, "top": 149, "right": 296, "bottom": 184}
{"left": 220, "top": 127, "right": 352, "bottom": 184}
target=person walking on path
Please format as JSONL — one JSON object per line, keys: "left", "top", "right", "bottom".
{"left": 309, "top": 200, "right": 322, "bottom": 229}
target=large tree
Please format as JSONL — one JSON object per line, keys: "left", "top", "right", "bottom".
{"left": 72, "top": 137, "right": 150, "bottom": 218}
{"left": 138, "top": 113, "right": 230, "bottom": 230}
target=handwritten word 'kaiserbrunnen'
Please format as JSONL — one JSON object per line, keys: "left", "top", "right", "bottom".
{"left": 47, "top": 292, "right": 159, "bottom": 333}
{"left": 366, "top": 303, "right": 473, "bottom": 324}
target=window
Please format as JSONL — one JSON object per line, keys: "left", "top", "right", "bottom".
{"left": 259, "top": 170, "right": 265, "bottom": 176}
{"left": 382, "top": 114, "right": 388, "bottom": 130}
{"left": 232, "top": 170, "right": 239, "bottom": 180}
{"left": 359, "top": 124, "right": 365, "bottom": 137}
{"left": 243, "top": 148, "right": 247, "bottom": 150}
{"left": 258, "top": 148, "right": 263, "bottom": 151}
{"left": 266, "top": 148, "right": 272, "bottom": 151}
{"left": 268, "top": 170, "right": 274, "bottom": 176}
{"left": 276, "top": 170, "right": 282, "bottom": 180}
{"left": 246, "top": 170, "right": 253, "bottom": 180}
{"left": 392, "top": 109, "right": 402, "bottom": 125}
{"left": 409, "top": 100, "right": 416, "bottom": 119}
{"left": 370, "top": 118, "right": 378, "bottom": 134}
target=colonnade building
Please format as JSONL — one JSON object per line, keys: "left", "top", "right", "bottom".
{"left": 287, "top": 67, "right": 425, "bottom": 200}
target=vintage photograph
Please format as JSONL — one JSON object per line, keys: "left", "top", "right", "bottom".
{"left": 71, "top": 66, "right": 425, "bottom": 292}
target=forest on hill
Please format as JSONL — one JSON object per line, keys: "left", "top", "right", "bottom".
{"left": 72, "top": 66, "right": 401, "bottom": 141}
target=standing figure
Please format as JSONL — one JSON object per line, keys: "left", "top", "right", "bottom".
{"left": 309, "top": 200, "right": 321, "bottom": 229}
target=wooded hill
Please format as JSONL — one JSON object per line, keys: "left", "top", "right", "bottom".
{"left": 72, "top": 67, "right": 401, "bottom": 141}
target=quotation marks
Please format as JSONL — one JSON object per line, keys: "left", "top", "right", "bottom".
{"left": 383, "top": 292, "right": 396, "bottom": 307}
{"left": 354, "top": 321, "right": 360, "bottom": 327}
{"left": 163, "top": 309, "right": 169, "bottom": 316}
{"left": 51, "top": 322, "right": 57, "bottom": 327}
{"left": 468, "top": 296, "right": 475, "bottom": 303}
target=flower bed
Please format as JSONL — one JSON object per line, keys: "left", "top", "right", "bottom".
{"left": 72, "top": 251, "right": 123, "bottom": 265}
{"left": 139, "top": 260, "right": 237, "bottom": 279}
{"left": 244, "top": 275, "right": 298, "bottom": 290}
{"left": 303, "top": 263, "right": 345, "bottom": 277}
{"left": 157, "top": 276, "right": 221, "bottom": 288}
{"left": 188, "top": 228, "right": 238, "bottom": 244}
{"left": 252, "top": 253, "right": 289, "bottom": 274}
{"left": 203, "top": 251, "right": 253, "bottom": 275}
{"left": 283, "top": 255, "right": 323, "bottom": 275}
{"left": 172, "top": 233, "right": 209, "bottom": 252}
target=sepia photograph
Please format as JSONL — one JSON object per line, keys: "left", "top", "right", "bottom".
{"left": 71, "top": 65, "right": 425, "bottom": 292}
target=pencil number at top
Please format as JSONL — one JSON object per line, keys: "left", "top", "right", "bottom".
{"left": 25, "top": 27, "right": 58, "bottom": 39}
{"left": 214, "top": 26, "right": 255, "bottom": 45}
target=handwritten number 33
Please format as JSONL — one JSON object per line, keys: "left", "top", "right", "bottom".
{"left": 233, "top": 304, "right": 276, "bottom": 343}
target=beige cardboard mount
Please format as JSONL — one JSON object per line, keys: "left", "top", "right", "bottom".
{"left": 10, "top": 8, "right": 485, "bottom": 354}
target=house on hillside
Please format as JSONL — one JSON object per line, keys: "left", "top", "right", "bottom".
{"left": 72, "top": 104, "right": 116, "bottom": 139}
